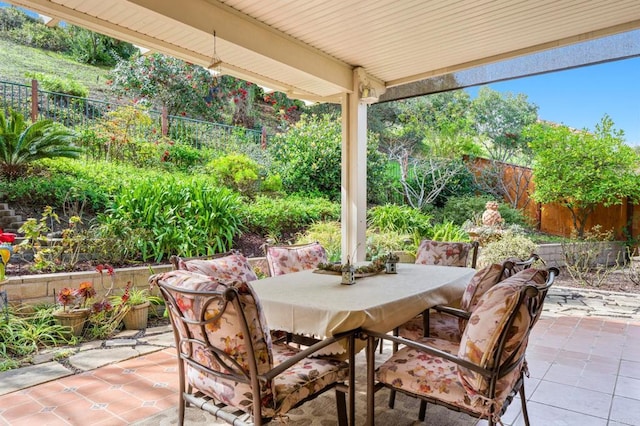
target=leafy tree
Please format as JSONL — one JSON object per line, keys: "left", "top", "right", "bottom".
{"left": 468, "top": 87, "right": 539, "bottom": 208}
{"left": 470, "top": 87, "right": 538, "bottom": 162}
{"left": 269, "top": 113, "right": 386, "bottom": 202}
{"left": 525, "top": 115, "right": 640, "bottom": 238}
{"left": 108, "top": 52, "right": 227, "bottom": 122}
{"left": 372, "top": 92, "right": 477, "bottom": 159}
{"left": 0, "top": 110, "right": 82, "bottom": 179}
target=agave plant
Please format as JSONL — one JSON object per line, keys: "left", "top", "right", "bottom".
{"left": 0, "top": 109, "right": 82, "bottom": 179}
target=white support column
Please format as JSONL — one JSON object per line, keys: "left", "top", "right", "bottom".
{"left": 341, "top": 70, "right": 368, "bottom": 262}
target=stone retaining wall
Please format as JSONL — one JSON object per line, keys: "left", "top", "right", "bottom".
{"left": 0, "top": 244, "right": 625, "bottom": 307}
{"left": 0, "top": 257, "right": 269, "bottom": 307}
{"left": 534, "top": 241, "right": 626, "bottom": 268}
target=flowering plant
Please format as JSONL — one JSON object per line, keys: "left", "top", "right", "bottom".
{"left": 56, "top": 281, "right": 96, "bottom": 312}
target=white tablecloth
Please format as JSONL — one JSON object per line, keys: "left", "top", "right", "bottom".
{"left": 251, "top": 264, "right": 475, "bottom": 354}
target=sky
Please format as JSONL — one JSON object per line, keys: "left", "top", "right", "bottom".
{"left": 466, "top": 57, "right": 640, "bottom": 146}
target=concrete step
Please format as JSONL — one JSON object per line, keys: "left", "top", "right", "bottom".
{"left": 0, "top": 210, "right": 15, "bottom": 218}
{"left": 5, "top": 221, "right": 23, "bottom": 231}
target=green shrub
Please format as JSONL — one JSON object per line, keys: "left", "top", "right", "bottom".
{"left": 0, "top": 172, "right": 109, "bottom": 213}
{"left": 0, "top": 6, "right": 31, "bottom": 32}
{"left": 269, "top": 113, "right": 387, "bottom": 202}
{"left": 365, "top": 231, "right": 416, "bottom": 261}
{"left": 440, "top": 194, "right": 493, "bottom": 226}
{"left": 295, "top": 221, "right": 416, "bottom": 262}
{"left": 8, "top": 21, "right": 69, "bottom": 51}
{"left": 207, "top": 153, "right": 261, "bottom": 197}
{"left": 243, "top": 195, "right": 340, "bottom": 238}
{"left": 0, "top": 305, "right": 73, "bottom": 364}
{"left": 428, "top": 221, "right": 469, "bottom": 242}
{"left": 25, "top": 72, "right": 88, "bottom": 97}
{"left": 367, "top": 204, "right": 432, "bottom": 236}
{"left": 163, "top": 142, "right": 205, "bottom": 171}
{"left": 477, "top": 230, "right": 538, "bottom": 268}
{"left": 295, "top": 221, "right": 342, "bottom": 262}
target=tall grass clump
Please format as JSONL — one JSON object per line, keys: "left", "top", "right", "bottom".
{"left": 98, "top": 176, "right": 244, "bottom": 261}
{"left": 367, "top": 204, "right": 432, "bottom": 236}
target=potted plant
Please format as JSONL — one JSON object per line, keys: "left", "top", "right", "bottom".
{"left": 113, "top": 282, "right": 163, "bottom": 330}
{"left": 53, "top": 281, "right": 96, "bottom": 337}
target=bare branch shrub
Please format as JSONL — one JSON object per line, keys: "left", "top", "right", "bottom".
{"left": 561, "top": 226, "right": 623, "bottom": 287}
{"left": 394, "top": 155, "right": 464, "bottom": 210}
{"left": 623, "top": 246, "right": 640, "bottom": 286}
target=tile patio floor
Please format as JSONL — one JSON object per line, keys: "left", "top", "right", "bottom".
{"left": 0, "top": 310, "right": 639, "bottom": 425}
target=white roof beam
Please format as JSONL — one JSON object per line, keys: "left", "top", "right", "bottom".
{"left": 128, "top": 0, "right": 354, "bottom": 93}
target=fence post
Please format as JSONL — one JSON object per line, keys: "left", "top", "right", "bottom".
{"left": 261, "top": 126, "right": 267, "bottom": 148}
{"left": 31, "top": 79, "right": 38, "bottom": 122}
{"left": 161, "top": 106, "right": 168, "bottom": 136}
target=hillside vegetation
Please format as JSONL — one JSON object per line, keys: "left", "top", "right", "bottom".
{"left": 0, "top": 38, "right": 112, "bottom": 99}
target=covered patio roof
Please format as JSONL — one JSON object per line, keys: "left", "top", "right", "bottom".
{"left": 8, "top": 0, "right": 640, "bottom": 260}
{"left": 7, "top": 0, "right": 640, "bottom": 103}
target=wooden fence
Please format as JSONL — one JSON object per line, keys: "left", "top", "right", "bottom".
{"left": 469, "top": 157, "right": 638, "bottom": 241}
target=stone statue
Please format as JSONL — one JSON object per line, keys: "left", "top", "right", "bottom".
{"left": 482, "top": 201, "right": 504, "bottom": 227}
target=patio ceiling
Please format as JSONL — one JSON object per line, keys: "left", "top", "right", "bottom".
{"left": 7, "top": 0, "right": 640, "bottom": 104}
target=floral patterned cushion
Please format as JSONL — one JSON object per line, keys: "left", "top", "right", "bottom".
{"left": 177, "top": 252, "right": 258, "bottom": 283}
{"left": 398, "top": 311, "right": 462, "bottom": 341}
{"left": 414, "top": 240, "right": 472, "bottom": 267}
{"left": 459, "top": 263, "right": 504, "bottom": 312}
{"left": 150, "top": 270, "right": 275, "bottom": 413}
{"left": 266, "top": 242, "right": 328, "bottom": 276}
{"left": 268, "top": 344, "right": 349, "bottom": 417}
{"left": 457, "top": 268, "right": 548, "bottom": 410}
{"left": 399, "top": 263, "right": 513, "bottom": 343}
{"left": 377, "top": 337, "right": 477, "bottom": 413}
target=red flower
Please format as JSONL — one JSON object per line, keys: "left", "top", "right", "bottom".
{"left": 56, "top": 287, "right": 75, "bottom": 310}
{"left": 121, "top": 281, "right": 131, "bottom": 305}
{"left": 74, "top": 282, "right": 96, "bottom": 308}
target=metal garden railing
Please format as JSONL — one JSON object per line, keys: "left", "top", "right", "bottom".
{"left": 0, "top": 79, "right": 264, "bottom": 146}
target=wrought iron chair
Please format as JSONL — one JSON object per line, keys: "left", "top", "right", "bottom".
{"left": 398, "top": 254, "right": 541, "bottom": 342}
{"left": 366, "top": 266, "right": 558, "bottom": 426}
{"left": 377, "top": 240, "right": 480, "bottom": 354}
{"left": 414, "top": 239, "right": 480, "bottom": 269}
{"left": 390, "top": 254, "right": 540, "bottom": 409}
{"left": 264, "top": 241, "right": 329, "bottom": 345}
{"left": 264, "top": 241, "right": 328, "bottom": 276}
{"left": 151, "top": 269, "right": 355, "bottom": 426}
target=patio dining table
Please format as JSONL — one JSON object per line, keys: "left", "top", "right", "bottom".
{"left": 250, "top": 263, "right": 476, "bottom": 356}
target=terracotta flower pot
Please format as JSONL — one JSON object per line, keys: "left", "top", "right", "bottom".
{"left": 123, "top": 301, "right": 151, "bottom": 330}
{"left": 53, "top": 308, "right": 90, "bottom": 337}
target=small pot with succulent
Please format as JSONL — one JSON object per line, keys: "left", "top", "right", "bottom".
{"left": 53, "top": 281, "right": 96, "bottom": 337}
{"left": 112, "top": 282, "right": 163, "bottom": 330}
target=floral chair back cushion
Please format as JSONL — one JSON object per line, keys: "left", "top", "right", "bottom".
{"left": 459, "top": 263, "right": 505, "bottom": 312}
{"left": 151, "top": 270, "right": 275, "bottom": 414}
{"left": 266, "top": 242, "right": 328, "bottom": 276}
{"left": 457, "top": 268, "right": 548, "bottom": 409}
{"left": 414, "top": 240, "right": 471, "bottom": 267}
{"left": 178, "top": 251, "right": 258, "bottom": 283}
